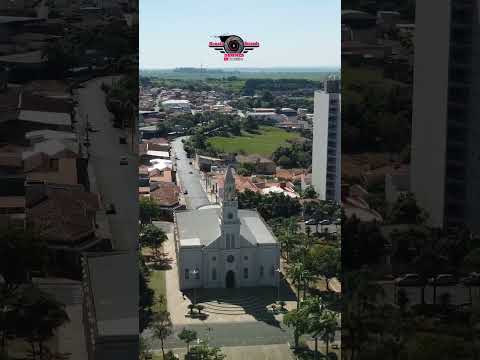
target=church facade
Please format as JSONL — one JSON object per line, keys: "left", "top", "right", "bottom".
{"left": 174, "top": 167, "right": 280, "bottom": 290}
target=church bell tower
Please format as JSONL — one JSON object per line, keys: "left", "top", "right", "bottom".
{"left": 221, "top": 166, "right": 240, "bottom": 249}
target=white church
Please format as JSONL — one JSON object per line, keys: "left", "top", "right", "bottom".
{"left": 174, "top": 166, "right": 280, "bottom": 290}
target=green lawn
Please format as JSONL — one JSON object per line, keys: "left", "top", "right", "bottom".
{"left": 208, "top": 126, "right": 300, "bottom": 157}
{"left": 149, "top": 269, "right": 167, "bottom": 312}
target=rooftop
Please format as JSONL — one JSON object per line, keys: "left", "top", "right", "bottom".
{"left": 18, "top": 110, "right": 71, "bottom": 127}
{"left": 175, "top": 207, "right": 277, "bottom": 247}
{"left": 27, "top": 184, "right": 99, "bottom": 244}
{"left": 149, "top": 182, "right": 179, "bottom": 207}
{"left": 84, "top": 252, "right": 138, "bottom": 337}
{"left": 0, "top": 50, "right": 45, "bottom": 64}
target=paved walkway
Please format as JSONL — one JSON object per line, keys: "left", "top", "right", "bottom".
{"left": 154, "top": 344, "right": 295, "bottom": 360}
{"left": 160, "top": 223, "right": 295, "bottom": 326}
{"left": 145, "top": 223, "right": 295, "bottom": 349}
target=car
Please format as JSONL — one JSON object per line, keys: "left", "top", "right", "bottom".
{"left": 119, "top": 136, "right": 127, "bottom": 144}
{"left": 319, "top": 219, "right": 331, "bottom": 226}
{"left": 305, "top": 219, "right": 318, "bottom": 225}
{"left": 189, "top": 171, "right": 193, "bottom": 174}
{"left": 175, "top": 157, "right": 179, "bottom": 160}
{"left": 120, "top": 156, "right": 128, "bottom": 165}
{"left": 395, "top": 273, "right": 424, "bottom": 286}
{"left": 428, "top": 274, "right": 457, "bottom": 286}
{"left": 461, "top": 272, "right": 480, "bottom": 285}
{"left": 183, "top": 190, "right": 188, "bottom": 195}
{"left": 334, "top": 218, "right": 341, "bottom": 225}
{"left": 189, "top": 161, "right": 192, "bottom": 165}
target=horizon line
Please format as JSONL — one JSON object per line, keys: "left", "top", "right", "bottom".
{"left": 140, "top": 66, "right": 341, "bottom": 71}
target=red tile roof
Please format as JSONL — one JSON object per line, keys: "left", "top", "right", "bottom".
{"left": 149, "top": 182, "right": 179, "bottom": 207}
{"left": 27, "top": 185, "right": 99, "bottom": 243}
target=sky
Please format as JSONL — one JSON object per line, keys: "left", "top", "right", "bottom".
{"left": 139, "top": 0, "right": 340, "bottom": 69}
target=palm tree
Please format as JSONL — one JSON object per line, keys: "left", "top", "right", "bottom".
{"left": 152, "top": 311, "right": 173, "bottom": 360}
{"left": 319, "top": 312, "right": 338, "bottom": 357}
{"left": 178, "top": 328, "right": 197, "bottom": 354}
{"left": 301, "top": 269, "right": 314, "bottom": 300}
{"left": 283, "top": 308, "right": 309, "bottom": 350}
{"left": 287, "top": 263, "right": 306, "bottom": 309}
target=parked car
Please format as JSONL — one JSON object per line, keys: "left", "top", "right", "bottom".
{"left": 334, "top": 218, "right": 341, "bottom": 225}
{"left": 120, "top": 156, "right": 128, "bottom": 165}
{"left": 305, "top": 219, "right": 318, "bottom": 225}
{"left": 319, "top": 219, "right": 331, "bottom": 226}
{"left": 395, "top": 273, "right": 424, "bottom": 286}
{"left": 189, "top": 171, "right": 193, "bottom": 174}
{"left": 119, "top": 136, "right": 126, "bottom": 144}
{"left": 183, "top": 189, "right": 188, "bottom": 195}
{"left": 428, "top": 274, "right": 457, "bottom": 286}
{"left": 461, "top": 272, "right": 480, "bottom": 285}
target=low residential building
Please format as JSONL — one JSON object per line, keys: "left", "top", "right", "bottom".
{"left": 161, "top": 99, "right": 191, "bottom": 113}
{"left": 259, "top": 183, "right": 299, "bottom": 198}
{"left": 149, "top": 181, "right": 180, "bottom": 208}
{"left": 196, "top": 154, "right": 224, "bottom": 172}
{"left": 142, "top": 137, "right": 170, "bottom": 152}
{"left": 82, "top": 252, "right": 138, "bottom": 360}
{"left": 235, "top": 154, "right": 276, "bottom": 175}
{"left": 26, "top": 183, "right": 103, "bottom": 273}
{"left": 245, "top": 112, "right": 284, "bottom": 122}
{"left": 0, "top": 146, "right": 23, "bottom": 174}
{"left": 0, "top": 176, "right": 26, "bottom": 227}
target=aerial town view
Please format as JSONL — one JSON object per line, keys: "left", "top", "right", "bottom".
{"left": 342, "top": 0, "right": 480, "bottom": 359}
{"left": 138, "top": 1, "right": 341, "bottom": 359}
{"left": 0, "top": 0, "right": 138, "bottom": 359}
{"left": 1, "top": 0, "right": 478, "bottom": 359}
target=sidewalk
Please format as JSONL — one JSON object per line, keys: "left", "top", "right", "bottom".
{"left": 152, "top": 344, "right": 295, "bottom": 360}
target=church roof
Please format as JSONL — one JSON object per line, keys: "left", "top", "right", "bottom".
{"left": 175, "top": 208, "right": 277, "bottom": 247}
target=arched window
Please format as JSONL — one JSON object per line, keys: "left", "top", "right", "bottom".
{"left": 212, "top": 268, "right": 217, "bottom": 281}
{"left": 244, "top": 267, "right": 249, "bottom": 279}
{"left": 185, "top": 269, "right": 189, "bottom": 280}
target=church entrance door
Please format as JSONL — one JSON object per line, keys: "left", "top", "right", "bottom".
{"left": 225, "top": 270, "right": 235, "bottom": 288}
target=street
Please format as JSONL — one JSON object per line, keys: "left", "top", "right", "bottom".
{"left": 75, "top": 77, "right": 138, "bottom": 251}
{"left": 171, "top": 137, "right": 210, "bottom": 210}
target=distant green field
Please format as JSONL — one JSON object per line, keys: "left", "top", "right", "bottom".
{"left": 208, "top": 126, "right": 300, "bottom": 157}
{"left": 141, "top": 70, "right": 335, "bottom": 81}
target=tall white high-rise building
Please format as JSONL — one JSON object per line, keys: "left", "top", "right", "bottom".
{"left": 312, "top": 80, "right": 341, "bottom": 203}
{"left": 411, "top": 0, "right": 480, "bottom": 232}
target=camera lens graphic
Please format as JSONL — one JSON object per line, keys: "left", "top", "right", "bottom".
{"left": 224, "top": 35, "right": 244, "bottom": 53}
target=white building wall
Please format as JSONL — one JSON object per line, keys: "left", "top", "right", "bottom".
{"left": 312, "top": 90, "right": 341, "bottom": 203}
{"left": 178, "top": 247, "right": 203, "bottom": 290}
{"left": 312, "top": 92, "right": 329, "bottom": 200}
{"left": 179, "top": 243, "right": 279, "bottom": 289}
